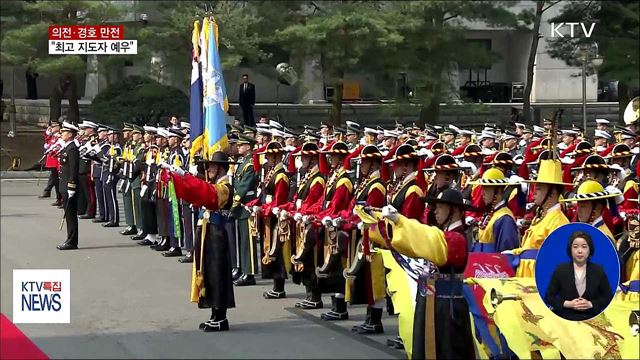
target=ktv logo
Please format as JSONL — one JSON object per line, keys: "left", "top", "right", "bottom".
{"left": 13, "top": 269, "right": 70, "bottom": 323}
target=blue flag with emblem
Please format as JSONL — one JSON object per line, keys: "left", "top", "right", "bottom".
{"left": 189, "top": 20, "right": 203, "bottom": 161}
{"left": 202, "top": 16, "right": 229, "bottom": 159}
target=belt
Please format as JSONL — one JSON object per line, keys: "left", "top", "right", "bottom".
{"left": 471, "top": 242, "right": 496, "bottom": 253}
{"left": 620, "top": 280, "right": 640, "bottom": 293}
{"left": 507, "top": 249, "right": 539, "bottom": 269}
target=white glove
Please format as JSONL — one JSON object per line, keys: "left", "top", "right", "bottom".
{"left": 140, "top": 185, "right": 148, "bottom": 197}
{"left": 605, "top": 185, "right": 624, "bottom": 204}
{"left": 170, "top": 165, "right": 185, "bottom": 176}
{"left": 516, "top": 218, "right": 526, "bottom": 229}
{"left": 67, "top": 190, "right": 75, "bottom": 198}
{"left": 381, "top": 205, "right": 399, "bottom": 223}
{"left": 332, "top": 217, "right": 343, "bottom": 227}
{"left": 159, "top": 161, "right": 171, "bottom": 170}
{"left": 322, "top": 216, "right": 333, "bottom": 226}
{"left": 356, "top": 221, "right": 364, "bottom": 230}
{"left": 294, "top": 212, "right": 303, "bottom": 222}
{"left": 526, "top": 203, "right": 535, "bottom": 211}
{"left": 279, "top": 210, "right": 289, "bottom": 220}
{"left": 620, "top": 212, "right": 627, "bottom": 221}
{"left": 302, "top": 215, "right": 312, "bottom": 224}
{"left": 465, "top": 216, "right": 477, "bottom": 226}
{"left": 501, "top": 250, "right": 515, "bottom": 255}
{"left": 272, "top": 207, "right": 281, "bottom": 216}
{"left": 252, "top": 205, "right": 260, "bottom": 214}
{"left": 189, "top": 164, "right": 198, "bottom": 176}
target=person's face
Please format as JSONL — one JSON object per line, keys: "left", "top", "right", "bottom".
{"left": 242, "top": 75, "right": 248, "bottom": 83}
{"left": 562, "top": 135, "right": 573, "bottom": 145}
{"left": 597, "top": 124, "right": 607, "bottom": 131}
{"left": 256, "top": 134, "right": 263, "bottom": 144}
{"left": 320, "top": 127, "right": 329, "bottom": 136}
{"left": 522, "top": 133, "right": 532, "bottom": 141}
{"left": 301, "top": 155, "right": 312, "bottom": 170}
{"left": 516, "top": 127, "right": 523, "bottom": 135}
{"left": 611, "top": 157, "right": 629, "bottom": 168}
{"left": 206, "top": 163, "right": 220, "bottom": 179}
{"left": 577, "top": 201, "right": 598, "bottom": 222}
{"left": 259, "top": 117, "right": 268, "bottom": 124}
{"left": 623, "top": 138, "right": 635, "bottom": 147}
{"left": 155, "top": 137, "right": 162, "bottom": 146}
{"left": 383, "top": 138, "right": 395, "bottom": 148}
{"left": 534, "top": 183, "right": 550, "bottom": 206}
{"left": 594, "top": 137, "right": 607, "bottom": 146}
{"left": 132, "top": 133, "right": 142, "bottom": 142}
{"left": 583, "top": 170, "right": 606, "bottom": 182}
{"left": 482, "top": 187, "right": 497, "bottom": 206}
{"left": 238, "top": 144, "right": 251, "bottom": 156}
{"left": 434, "top": 171, "right": 453, "bottom": 189}
{"left": 234, "top": 119, "right": 241, "bottom": 126}
{"left": 98, "top": 130, "right": 108, "bottom": 140}
{"left": 482, "top": 138, "right": 495, "bottom": 148}
{"left": 168, "top": 136, "right": 179, "bottom": 147}
{"left": 144, "top": 132, "right": 153, "bottom": 142}
{"left": 506, "top": 138, "right": 517, "bottom": 149}
{"left": 108, "top": 133, "right": 116, "bottom": 143}
{"left": 543, "top": 123, "right": 553, "bottom": 130}
{"left": 60, "top": 130, "right": 74, "bottom": 142}
{"left": 570, "top": 237, "right": 590, "bottom": 264}
{"left": 444, "top": 134, "right": 454, "bottom": 143}
{"left": 51, "top": 125, "right": 60, "bottom": 134}
{"left": 285, "top": 137, "right": 295, "bottom": 146}
{"left": 346, "top": 134, "right": 357, "bottom": 144}
{"left": 458, "top": 136, "right": 470, "bottom": 146}
{"left": 229, "top": 143, "right": 238, "bottom": 156}
{"left": 170, "top": 116, "right": 178, "bottom": 125}
{"left": 329, "top": 154, "right": 345, "bottom": 168}
{"left": 434, "top": 202, "right": 452, "bottom": 226}
{"left": 360, "top": 159, "right": 372, "bottom": 176}
{"left": 84, "top": 128, "right": 94, "bottom": 137}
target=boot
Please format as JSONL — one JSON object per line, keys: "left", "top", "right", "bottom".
{"left": 120, "top": 226, "right": 137, "bottom": 235}
{"left": 295, "top": 286, "right": 313, "bottom": 308}
{"left": 299, "top": 289, "right": 323, "bottom": 309}
{"left": 203, "top": 308, "right": 229, "bottom": 332}
{"left": 321, "top": 296, "right": 348, "bottom": 321}
{"left": 263, "top": 279, "right": 286, "bottom": 299}
{"left": 358, "top": 307, "right": 383, "bottom": 334}
{"left": 199, "top": 309, "right": 215, "bottom": 330}
{"left": 352, "top": 307, "right": 371, "bottom": 332}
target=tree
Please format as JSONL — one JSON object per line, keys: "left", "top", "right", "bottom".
{"left": 1, "top": 1, "right": 123, "bottom": 123}
{"left": 274, "top": 1, "right": 403, "bottom": 125}
{"left": 546, "top": 1, "right": 640, "bottom": 123}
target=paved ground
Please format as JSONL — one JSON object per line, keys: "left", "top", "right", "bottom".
{"left": 1, "top": 179, "right": 403, "bottom": 359}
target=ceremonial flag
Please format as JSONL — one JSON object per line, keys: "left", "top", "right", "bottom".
{"left": 202, "top": 16, "right": 229, "bottom": 159}
{"left": 189, "top": 20, "right": 203, "bottom": 160}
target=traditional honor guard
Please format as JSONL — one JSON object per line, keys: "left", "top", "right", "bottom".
{"left": 161, "top": 128, "right": 187, "bottom": 257}
{"left": 423, "top": 154, "right": 463, "bottom": 225}
{"left": 56, "top": 122, "right": 81, "bottom": 250}
{"left": 606, "top": 144, "right": 639, "bottom": 217}
{"left": 251, "top": 141, "right": 291, "bottom": 299}
{"left": 281, "top": 142, "right": 326, "bottom": 309}
{"left": 40, "top": 120, "right": 62, "bottom": 204}
{"left": 77, "top": 120, "right": 98, "bottom": 218}
{"left": 560, "top": 180, "right": 617, "bottom": 241}
{"left": 619, "top": 216, "right": 639, "bottom": 284}
{"left": 468, "top": 168, "right": 519, "bottom": 252}
{"left": 385, "top": 144, "right": 425, "bottom": 220}
{"left": 137, "top": 126, "right": 160, "bottom": 246}
{"left": 231, "top": 135, "right": 259, "bottom": 286}
{"left": 128, "top": 125, "right": 146, "bottom": 240}
{"left": 381, "top": 189, "right": 474, "bottom": 360}
{"left": 120, "top": 123, "right": 138, "bottom": 236}
{"left": 507, "top": 159, "right": 571, "bottom": 277}
{"left": 168, "top": 151, "right": 236, "bottom": 332}
{"left": 101, "top": 127, "right": 122, "bottom": 227}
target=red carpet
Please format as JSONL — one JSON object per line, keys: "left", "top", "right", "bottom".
{"left": 0, "top": 314, "right": 48, "bottom": 359}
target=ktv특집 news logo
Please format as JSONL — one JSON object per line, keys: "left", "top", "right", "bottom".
{"left": 13, "top": 269, "right": 70, "bottom": 323}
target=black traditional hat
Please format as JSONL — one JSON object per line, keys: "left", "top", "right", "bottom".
{"left": 426, "top": 154, "right": 468, "bottom": 171}
{"left": 197, "top": 151, "right": 235, "bottom": 164}
{"left": 484, "top": 151, "right": 514, "bottom": 166}
{"left": 462, "top": 144, "right": 482, "bottom": 158}
{"left": 571, "top": 154, "right": 615, "bottom": 172}
{"left": 294, "top": 142, "right": 321, "bottom": 156}
{"left": 429, "top": 141, "right": 447, "bottom": 156}
{"left": 258, "top": 141, "right": 287, "bottom": 155}
{"left": 385, "top": 143, "right": 418, "bottom": 163}
{"left": 605, "top": 144, "right": 633, "bottom": 159}
{"left": 426, "top": 188, "right": 478, "bottom": 211}
{"left": 323, "top": 141, "right": 350, "bottom": 155}
{"left": 355, "top": 144, "right": 383, "bottom": 159}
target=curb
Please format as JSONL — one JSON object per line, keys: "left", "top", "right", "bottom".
{"left": 0, "top": 171, "right": 49, "bottom": 179}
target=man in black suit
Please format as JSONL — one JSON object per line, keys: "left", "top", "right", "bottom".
{"left": 57, "top": 122, "right": 81, "bottom": 250}
{"left": 238, "top": 73, "right": 256, "bottom": 127}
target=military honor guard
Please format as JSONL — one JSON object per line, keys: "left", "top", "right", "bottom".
{"left": 56, "top": 121, "right": 81, "bottom": 250}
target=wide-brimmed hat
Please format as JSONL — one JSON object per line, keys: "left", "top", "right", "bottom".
{"left": 258, "top": 141, "right": 287, "bottom": 155}
{"left": 565, "top": 141, "right": 593, "bottom": 157}
{"left": 385, "top": 144, "right": 418, "bottom": 163}
{"left": 425, "top": 154, "right": 469, "bottom": 171}
{"left": 605, "top": 144, "right": 633, "bottom": 159}
{"left": 293, "top": 142, "right": 321, "bottom": 156}
{"left": 559, "top": 180, "right": 619, "bottom": 202}
{"left": 428, "top": 142, "right": 447, "bottom": 156}
{"left": 468, "top": 168, "right": 516, "bottom": 186}
{"left": 571, "top": 154, "right": 615, "bottom": 172}
{"left": 355, "top": 144, "right": 383, "bottom": 160}
{"left": 322, "top": 141, "right": 350, "bottom": 155}
{"left": 484, "top": 151, "right": 514, "bottom": 166}
{"left": 426, "top": 188, "right": 478, "bottom": 211}
{"left": 524, "top": 159, "right": 573, "bottom": 186}
{"left": 197, "top": 151, "right": 239, "bottom": 165}
{"left": 462, "top": 144, "right": 482, "bottom": 159}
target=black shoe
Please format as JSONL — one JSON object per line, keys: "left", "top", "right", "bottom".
{"left": 179, "top": 254, "right": 194, "bottom": 263}
{"left": 386, "top": 337, "right": 404, "bottom": 349}
{"left": 102, "top": 222, "right": 119, "bottom": 228}
{"left": 51, "top": 200, "right": 62, "bottom": 207}
{"left": 358, "top": 323, "right": 384, "bottom": 334}
{"left": 231, "top": 268, "right": 242, "bottom": 281}
{"left": 320, "top": 311, "right": 349, "bottom": 321}
{"left": 56, "top": 242, "right": 78, "bottom": 250}
{"left": 153, "top": 242, "right": 170, "bottom": 252}
{"left": 131, "top": 232, "right": 147, "bottom": 241}
{"left": 92, "top": 218, "right": 107, "bottom": 223}
{"left": 299, "top": 300, "right": 323, "bottom": 310}
{"left": 38, "top": 192, "right": 51, "bottom": 199}
{"left": 137, "top": 239, "right": 154, "bottom": 246}
{"left": 263, "top": 290, "right": 286, "bottom": 299}
{"left": 199, "top": 320, "right": 213, "bottom": 330}
{"left": 234, "top": 274, "right": 256, "bottom": 286}
{"left": 120, "top": 226, "right": 137, "bottom": 235}
{"left": 79, "top": 214, "right": 95, "bottom": 219}
{"left": 203, "top": 318, "right": 229, "bottom": 332}
{"left": 162, "top": 248, "right": 182, "bottom": 257}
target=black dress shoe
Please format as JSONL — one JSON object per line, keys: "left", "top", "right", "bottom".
{"left": 56, "top": 242, "right": 78, "bottom": 250}
{"left": 203, "top": 319, "right": 229, "bottom": 332}
{"left": 120, "top": 226, "right": 137, "bottom": 235}
{"left": 231, "top": 268, "right": 242, "bottom": 281}
{"left": 162, "top": 248, "right": 182, "bottom": 257}
{"left": 357, "top": 323, "right": 384, "bottom": 334}
{"left": 199, "top": 319, "right": 214, "bottom": 330}
{"left": 102, "top": 222, "right": 119, "bottom": 228}
{"left": 131, "top": 232, "right": 147, "bottom": 241}
{"left": 92, "top": 218, "right": 107, "bottom": 223}
{"left": 320, "top": 311, "right": 349, "bottom": 321}
{"left": 79, "top": 214, "right": 95, "bottom": 219}
{"left": 51, "top": 200, "right": 62, "bottom": 206}
{"left": 263, "top": 290, "right": 286, "bottom": 299}
{"left": 137, "top": 239, "right": 154, "bottom": 246}
{"left": 299, "top": 300, "right": 323, "bottom": 310}
{"left": 179, "top": 254, "right": 194, "bottom": 263}
{"left": 233, "top": 274, "right": 256, "bottom": 286}
{"left": 153, "top": 242, "right": 170, "bottom": 251}
{"left": 38, "top": 192, "right": 51, "bottom": 199}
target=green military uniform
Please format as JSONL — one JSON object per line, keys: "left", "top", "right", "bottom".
{"left": 122, "top": 138, "right": 136, "bottom": 230}
{"left": 230, "top": 142, "right": 259, "bottom": 279}
{"left": 130, "top": 135, "right": 145, "bottom": 233}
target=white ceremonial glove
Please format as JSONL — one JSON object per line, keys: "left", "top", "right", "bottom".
{"left": 159, "top": 161, "right": 171, "bottom": 170}
{"left": 140, "top": 185, "right": 148, "bottom": 197}
{"left": 332, "top": 217, "right": 343, "bottom": 227}
{"left": 459, "top": 161, "right": 477, "bottom": 174}
{"left": 302, "top": 215, "right": 312, "bottom": 224}
{"left": 67, "top": 190, "right": 75, "bottom": 198}
{"left": 501, "top": 250, "right": 515, "bottom": 255}
{"left": 465, "top": 216, "right": 477, "bottom": 226}
{"left": 322, "top": 216, "right": 333, "bottom": 226}
{"left": 170, "top": 165, "right": 185, "bottom": 176}
{"left": 272, "top": 207, "right": 281, "bottom": 216}
{"left": 279, "top": 210, "right": 290, "bottom": 220}
{"left": 294, "top": 212, "right": 303, "bottom": 222}
{"left": 526, "top": 203, "right": 535, "bottom": 211}
{"left": 620, "top": 212, "right": 627, "bottom": 221}
{"left": 516, "top": 218, "right": 527, "bottom": 229}
{"left": 605, "top": 185, "right": 624, "bottom": 204}
{"left": 560, "top": 156, "right": 575, "bottom": 165}
{"left": 189, "top": 164, "right": 198, "bottom": 176}
{"left": 356, "top": 221, "right": 364, "bottom": 230}
{"left": 381, "top": 205, "right": 399, "bottom": 223}
{"left": 252, "top": 205, "right": 261, "bottom": 215}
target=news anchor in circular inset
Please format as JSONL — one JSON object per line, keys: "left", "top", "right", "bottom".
{"left": 536, "top": 223, "right": 619, "bottom": 322}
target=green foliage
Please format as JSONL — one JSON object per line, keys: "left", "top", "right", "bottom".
{"left": 90, "top": 76, "right": 188, "bottom": 126}
{"left": 546, "top": 1, "right": 639, "bottom": 88}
